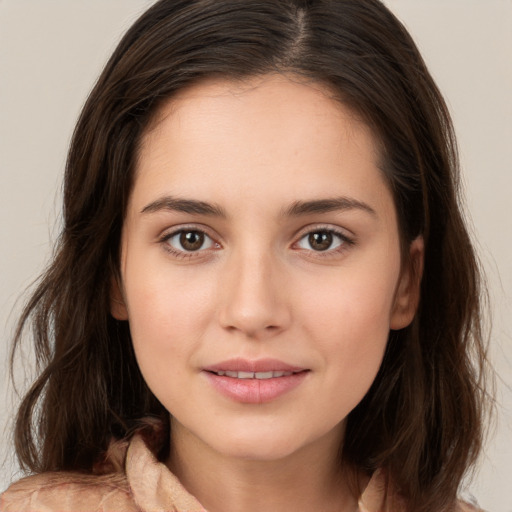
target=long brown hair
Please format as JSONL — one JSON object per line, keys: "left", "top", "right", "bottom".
{"left": 11, "top": 1, "right": 491, "bottom": 510}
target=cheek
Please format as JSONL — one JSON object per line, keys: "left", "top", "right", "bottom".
{"left": 123, "top": 265, "right": 216, "bottom": 389}
{"left": 125, "top": 250, "right": 215, "bottom": 330}
{"left": 298, "top": 262, "right": 399, "bottom": 397}
{"left": 301, "top": 262, "right": 398, "bottom": 340}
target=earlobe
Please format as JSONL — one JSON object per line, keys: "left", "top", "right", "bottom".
{"left": 390, "top": 236, "right": 424, "bottom": 330}
{"left": 110, "top": 276, "right": 129, "bottom": 320}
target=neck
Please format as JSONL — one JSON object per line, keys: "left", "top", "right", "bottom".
{"left": 167, "top": 419, "right": 362, "bottom": 512}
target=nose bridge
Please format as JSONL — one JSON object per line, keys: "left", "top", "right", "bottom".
{"left": 218, "top": 241, "right": 290, "bottom": 338}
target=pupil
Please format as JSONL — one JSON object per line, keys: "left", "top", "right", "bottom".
{"left": 309, "top": 232, "right": 332, "bottom": 251}
{"left": 180, "top": 231, "right": 204, "bottom": 251}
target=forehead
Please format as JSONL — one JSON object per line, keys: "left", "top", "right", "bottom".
{"left": 139, "top": 74, "right": 378, "bottom": 165}
{"left": 133, "top": 73, "right": 391, "bottom": 215}
{"left": 146, "top": 73, "right": 346, "bottom": 130}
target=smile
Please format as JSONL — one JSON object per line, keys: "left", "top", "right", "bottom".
{"left": 210, "top": 370, "right": 296, "bottom": 379}
{"left": 203, "top": 359, "right": 309, "bottom": 403}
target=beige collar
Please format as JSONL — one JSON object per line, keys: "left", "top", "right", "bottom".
{"left": 125, "top": 434, "right": 401, "bottom": 512}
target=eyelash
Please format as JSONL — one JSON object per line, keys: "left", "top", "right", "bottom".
{"left": 159, "top": 226, "right": 219, "bottom": 260}
{"left": 158, "top": 226, "right": 355, "bottom": 260}
{"left": 294, "top": 227, "right": 355, "bottom": 257}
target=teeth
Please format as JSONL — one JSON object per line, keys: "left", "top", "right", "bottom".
{"left": 255, "top": 371, "right": 273, "bottom": 379}
{"left": 215, "top": 370, "right": 296, "bottom": 379}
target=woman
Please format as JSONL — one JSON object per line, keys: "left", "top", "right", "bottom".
{"left": 1, "top": 1, "right": 491, "bottom": 511}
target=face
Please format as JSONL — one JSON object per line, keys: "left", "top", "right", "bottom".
{"left": 112, "top": 74, "right": 422, "bottom": 464}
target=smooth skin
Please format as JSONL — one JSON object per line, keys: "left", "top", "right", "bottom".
{"left": 111, "top": 74, "right": 423, "bottom": 512}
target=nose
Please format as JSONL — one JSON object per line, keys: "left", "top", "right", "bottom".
{"left": 218, "top": 249, "right": 291, "bottom": 340}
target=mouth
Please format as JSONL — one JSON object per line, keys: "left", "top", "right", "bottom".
{"left": 207, "top": 370, "right": 302, "bottom": 379}
{"left": 203, "top": 357, "right": 307, "bottom": 373}
{"left": 202, "top": 359, "right": 309, "bottom": 403}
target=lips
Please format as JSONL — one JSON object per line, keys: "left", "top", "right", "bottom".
{"left": 203, "top": 357, "right": 305, "bottom": 374}
{"left": 203, "top": 358, "right": 309, "bottom": 403}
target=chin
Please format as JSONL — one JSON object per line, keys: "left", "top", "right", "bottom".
{"left": 217, "top": 436, "right": 303, "bottom": 462}
{"left": 207, "top": 422, "right": 341, "bottom": 463}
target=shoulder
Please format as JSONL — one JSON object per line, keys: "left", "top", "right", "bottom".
{"left": 359, "top": 469, "right": 487, "bottom": 512}
{"left": 1, "top": 470, "right": 137, "bottom": 512}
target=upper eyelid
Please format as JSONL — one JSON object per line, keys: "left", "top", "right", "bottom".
{"left": 293, "top": 223, "right": 355, "bottom": 240}
{"left": 159, "top": 224, "right": 219, "bottom": 241}
{"left": 158, "top": 227, "right": 221, "bottom": 256}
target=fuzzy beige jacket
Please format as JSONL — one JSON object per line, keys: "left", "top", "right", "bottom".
{"left": 1, "top": 433, "right": 482, "bottom": 512}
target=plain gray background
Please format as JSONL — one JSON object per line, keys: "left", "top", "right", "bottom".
{"left": 1, "top": 1, "right": 511, "bottom": 510}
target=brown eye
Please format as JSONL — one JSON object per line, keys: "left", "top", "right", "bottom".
{"left": 296, "top": 229, "right": 346, "bottom": 253}
{"left": 180, "top": 231, "right": 205, "bottom": 251}
{"left": 165, "top": 230, "right": 215, "bottom": 253}
{"left": 308, "top": 232, "right": 333, "bottom": 251}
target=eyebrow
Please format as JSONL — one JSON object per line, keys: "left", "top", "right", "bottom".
{"left": 141, "top": 196, "right": 227, "bottom": 217}
{"left": 140, "top": 195, "right": 376, "bottom": 218}
{"left": 283, "top": 197, "right": 377, "bottom": 217}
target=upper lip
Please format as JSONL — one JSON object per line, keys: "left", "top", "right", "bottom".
{"left": 203, "top": 358, "right": 307, "bottom": 373}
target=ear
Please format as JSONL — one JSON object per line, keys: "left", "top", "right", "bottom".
{"left": 390, "top": 236, "right": 424, "bottom": 330}
{"left": 110, "top": 276, "right": 129, "bottom": 320}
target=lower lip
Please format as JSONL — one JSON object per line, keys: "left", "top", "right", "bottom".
{"left": 204, "top": 371, "right": 309, "bottom": 404}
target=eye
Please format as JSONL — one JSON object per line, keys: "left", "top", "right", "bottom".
{"left": 164, "top": 229, "right": 216, "bottom": 253}
{"left": 296, "top": 229, "right": 347, "bottom": 252}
